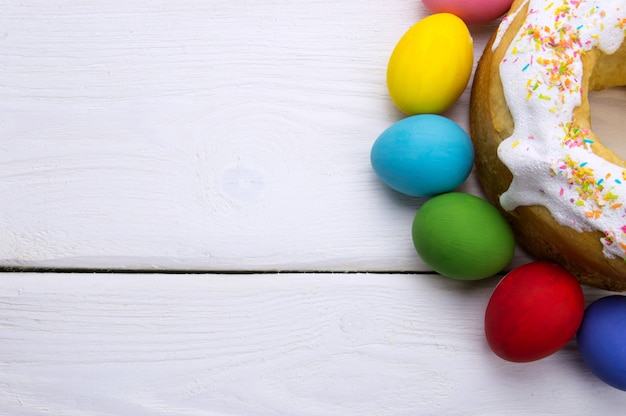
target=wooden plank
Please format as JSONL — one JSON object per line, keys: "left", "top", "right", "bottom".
{"left": 0, "top": 272, "right": 624, "bottom": 415}
{"left": 0, "top": 0, "right": 521, "bottom": 271}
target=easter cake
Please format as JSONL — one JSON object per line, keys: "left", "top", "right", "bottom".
{"left": 470, "top": 0, "right": 626, "bottom": 291}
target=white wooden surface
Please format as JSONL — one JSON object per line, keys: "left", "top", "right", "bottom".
{"left": 0, "top": 0, "right": 506, "bottom": 271}
{"left": 1, "top": 273, "right": 625, "bottom": 416}
{"left": 2, "top": 1, "right": 626, "bottom": 414}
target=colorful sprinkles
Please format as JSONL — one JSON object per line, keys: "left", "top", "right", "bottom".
{"left": 497, "top": 0, "right": 626, "bottom": 259}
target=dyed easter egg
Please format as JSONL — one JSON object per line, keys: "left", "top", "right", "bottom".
{"left": 412, "top": 192, "right": 514, "bottom": 280}
{"left": 485, "top": 262, "right": 585, "bottom": 363}
{"left": 422, "top": 0, "right": 514, "bottom": 24}
{"left": 387, "top": 13, "right": 473, "bottom": 115}
{"left": 370, "top": 115, "right": 473, "bottom": 197}
{"left": 578, "top": 296, "right": 626, "bottom": 391}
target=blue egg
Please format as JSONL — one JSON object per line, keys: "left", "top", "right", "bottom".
{"left": 577, "top": 295, "right": 626, "bottom": 391}
{"left": 370, "top": 114, "right": 474, "bottom": 197}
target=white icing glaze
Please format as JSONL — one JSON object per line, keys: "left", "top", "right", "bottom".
{"left": 496, "top": 0, "right": 626, "bottom": 259}
{"left": 492, "top": 0, "right": 529, "bottom": 51}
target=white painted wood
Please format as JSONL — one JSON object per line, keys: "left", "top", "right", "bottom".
{"left": 0, "top": 272, "right": 625, "bottom": 415}
{"left": 0, "top": 0, "right": 525, "bottom": 271}
{"left": 2, "top": 2, "right": 626, "bottom": 411}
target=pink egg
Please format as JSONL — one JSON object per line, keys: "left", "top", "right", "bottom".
{"left": 422, "top": 0, "right": 514, "bottom": 24}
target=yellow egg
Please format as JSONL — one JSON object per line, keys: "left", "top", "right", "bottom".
{"left": 387, "top": 13, "right": 473, "bottom": 115}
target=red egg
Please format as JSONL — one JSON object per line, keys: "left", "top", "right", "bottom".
{"left": 484, "top": 262, "right": 584, "bottom": 362}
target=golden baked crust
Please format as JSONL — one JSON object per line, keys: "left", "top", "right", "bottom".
{"left": 470, "top": 0, "right": 626, "bottom": 291}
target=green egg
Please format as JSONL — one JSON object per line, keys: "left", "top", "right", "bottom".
{"left": 412, "top": 192, "right": 515, "bottom": 280}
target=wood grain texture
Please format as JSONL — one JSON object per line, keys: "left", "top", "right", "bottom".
{"left": 1, "top": 272, "right": 625, "bottom": 415}
{"left": 0, "top": 0, "right": 521, "bottom": 271}
{"left": 3, "top": 1, "right": 626, "bottom": 412}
